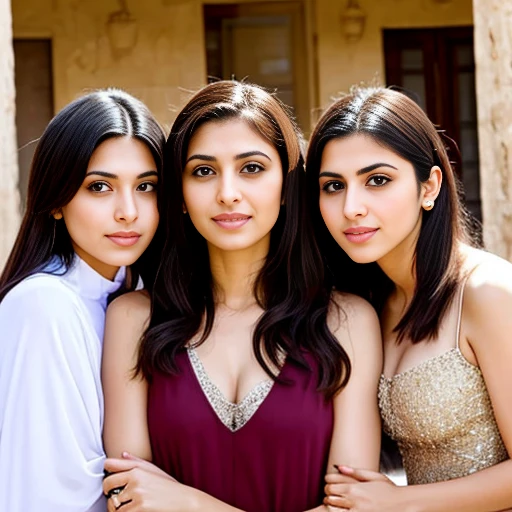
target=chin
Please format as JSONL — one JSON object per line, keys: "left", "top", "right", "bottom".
{"left": 341, "top": 248, "right": 380, "bottom": 265}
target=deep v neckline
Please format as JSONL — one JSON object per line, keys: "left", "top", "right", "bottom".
{"left": 186, "top": 348, "right": 283, "bottom": 432}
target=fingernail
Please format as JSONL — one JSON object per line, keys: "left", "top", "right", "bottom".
{"left": 122, "top": 451, "right": 129, "bottom": 458}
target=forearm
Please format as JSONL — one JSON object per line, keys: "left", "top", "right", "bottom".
{"left": 399, "top": 460, "right": 512, "bottom": 512}
{"left": 194, "top": 490, "right": 246, "bottom": 512}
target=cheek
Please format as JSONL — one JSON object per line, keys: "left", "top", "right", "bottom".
{"left": 319, "top": 197, "right": 338, "bottom": 230}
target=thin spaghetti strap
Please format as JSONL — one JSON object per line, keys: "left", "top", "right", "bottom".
{"left": 455, "top": 266, "right": 479, "bottom": 350}
{"left": 455, "top": 280, "right": 466, "bottom": 351}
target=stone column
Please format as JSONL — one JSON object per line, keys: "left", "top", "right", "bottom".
{"left": 473, "top": 0, "right": 512, "bottom": 260}
{"left": 0, "top": 0, "right": 20, "bottom": 271}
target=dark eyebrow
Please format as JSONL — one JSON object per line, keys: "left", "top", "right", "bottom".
{"left": 85, "top": 170, "right": 158, "bottom": 179}
{"left": 186, "top": 154, "right": 216, "bottom": 164}
{"left": 186, "top": 151, "right": 271, "bottom": 164}
{"left": 235, "top": 151, "right": 271, "bottom": 161}
{"left": 319, "top": 163, "right": 398, "bottom": 179}
{"left": 356, "top": 163, "right": 397, "bottom": 175}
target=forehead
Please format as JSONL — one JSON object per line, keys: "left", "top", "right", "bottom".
{"left": 86, "top": 136, "right": 156, "bottom": 174}
{"left": 320, "top": 134, "right": 409, "bottom": 171}
{"left": 187, "top": 119, "right": 275, "bottom": 154}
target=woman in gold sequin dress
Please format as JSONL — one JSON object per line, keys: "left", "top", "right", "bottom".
{"left": 305, "top": 87, "right": 512, "bottom": 511}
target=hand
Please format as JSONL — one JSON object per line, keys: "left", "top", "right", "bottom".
{"left": 103, "top": 452, "right": 199, "bottom": 512}
{"left": 324, "top": 466, "right": 401, "bottom": 512}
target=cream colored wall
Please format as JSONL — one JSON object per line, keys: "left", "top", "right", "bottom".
{"left": 11, "top": 0, "right": 473, "bottom": 128}
{"left": 11, "top": 0, "right": 207, "bottom": 131}
{"left": 314, "top": 0, "right": 473, "bottom": 109}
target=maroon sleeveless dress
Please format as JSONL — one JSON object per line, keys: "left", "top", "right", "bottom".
{"left": 147, "top": 350, "right": 333, "bottom": 512}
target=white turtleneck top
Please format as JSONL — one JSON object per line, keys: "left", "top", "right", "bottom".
{"left": 0, "top": 256, "right": 127, "bottom": 512}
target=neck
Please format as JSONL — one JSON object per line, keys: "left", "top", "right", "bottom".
{"left": 376, "top": 217, "right": 421, "bottom": 307}
{"left": 208, "top": 238, "right": 270, "bottom": 310}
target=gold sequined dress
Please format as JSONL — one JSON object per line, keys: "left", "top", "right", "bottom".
{"left": 378, "top": 284, "right": 508, "bottom": 485}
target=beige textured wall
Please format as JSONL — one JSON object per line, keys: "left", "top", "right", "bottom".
{"left": 314, "top": 0, "right": 473, "bottom": 108}
{"left": 1, "top": 0, "right": 20, "bottom": 269}
{"left": 12, "top": 0, "right": 207, "bottom": 131}
{"left": 474, "top": 0, "right": 512, "bottom": 259}
{"left": 11, "top": 0, "right": 473, "bottom": 125}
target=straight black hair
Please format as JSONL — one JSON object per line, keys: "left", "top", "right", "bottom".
{"left": 137, "top": 81, "right": 351, "bottom": 398}
{"left": 0, "top": 89, "right": 166, "bottom": 303}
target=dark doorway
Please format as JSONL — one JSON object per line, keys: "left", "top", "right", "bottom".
{"left": 13, "top": 39, "right": 54, "bottom": 209}
{"left": 384, "top": 27, "right": 481, "bottom": 221}
{"left": 203, "top": 2, "right": 310, "bottom": 131}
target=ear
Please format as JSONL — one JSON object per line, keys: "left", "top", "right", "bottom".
{"left": 182, "top": 202, "right": 187, "bottom": 214}
{"left": 52, "top": 209, "right": 63, "bottom": 220}
{"left": 421, "top": 166, "right": 442, "bottom": 210}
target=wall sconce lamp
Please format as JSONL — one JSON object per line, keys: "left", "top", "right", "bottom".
{"left": 106, "top": 0, "right": 138, "bottom": 58}
{"left": 341, "top": 0, "right": 366, "bottom": 43}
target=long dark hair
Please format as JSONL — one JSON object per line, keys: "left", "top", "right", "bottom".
{"left": 0, "top": 89, "right": 166, "bottom": 303}
{"left": 306, "top": 87, "right": 474, "bottom": 343}
{"left": 138, "top": 80, "right": 350, "bottom": 398}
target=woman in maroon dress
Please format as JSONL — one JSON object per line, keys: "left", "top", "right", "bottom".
{"left": 101, "top": 81, "right": 382, "bottom": 512}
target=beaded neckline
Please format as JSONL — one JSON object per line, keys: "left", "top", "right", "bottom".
{"left": 187, "top": 348, "right": 275, "bottom": 432}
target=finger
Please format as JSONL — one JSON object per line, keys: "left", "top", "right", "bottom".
{"left": 122, "top": 452, "right": 177, "bottom": 480}
{"left": 324, "top": 483, "right": 349, "bottom": 497}
{"left": 324, "top": 494, "right": 352, "bottom": 508}
{"left": 110, "top": 494, "right": 122, "bottom": 510}
{"left": 336, "top": 465, "right": 388, "bottom": 482}
{"left": 105, "top": 457, "right": 141, "bottom": 473}
{"left": 325, "top": 473, "right": 359, "bottom": 484}
{"left": 103, "top": 472, "right": 130, "bottom": 495}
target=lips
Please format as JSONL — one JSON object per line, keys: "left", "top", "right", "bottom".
{"left": 106, "top": 231, "right": 141, "bottom": 247}
{"left": 212, "top": 212, "right": 252, "bottom": 230}
{"left": 343, "top": 227, "right": 379, "bottom": 244}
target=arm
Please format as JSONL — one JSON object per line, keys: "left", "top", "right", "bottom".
{"left": 325, "top": 259, "right": 512, "bottom": 512}
{"left": 102, "top": 291, "right": 152, "bottom": 460}
{"left": 0, "top": 279, "right": 106, "bottom": 512}
{"left": 325, "top": 293, "right": 382, "bottom": 472}
{"left": 102, "top": 293, "right": 246, "bottom": 512}
{"left": 307, "top": 294, "right": 383, "bottom": 512}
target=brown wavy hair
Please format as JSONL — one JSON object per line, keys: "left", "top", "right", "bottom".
{"left": 137, "top": 80, "right": 351, "bottom": 397}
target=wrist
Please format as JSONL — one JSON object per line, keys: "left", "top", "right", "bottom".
{"left": 397, "top": 486, "right": 424, "bottom": 512}
{"left": 187, "top": 486, "right": 205, "bottom": 512}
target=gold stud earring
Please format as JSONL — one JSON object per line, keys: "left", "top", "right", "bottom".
{"left": 423, "top": 200, "right": 434, "bottom": 211}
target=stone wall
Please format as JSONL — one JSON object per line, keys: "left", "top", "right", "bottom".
{"left": 474, "top": 0, "right": 512, "bottom": 258}
{"left": 0, "top": 0, "right": 20, "bottom": 269}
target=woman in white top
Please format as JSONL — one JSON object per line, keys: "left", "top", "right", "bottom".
{"left": 0, "top": 89, "right": 164, "bottom": 512}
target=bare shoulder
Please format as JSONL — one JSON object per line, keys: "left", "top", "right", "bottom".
{"left": 105, "top": 290, "right": 151, "bottom": 349}
{"left": 107, "top": 290, "right": 151, "bottom": 326}
{"left": 461, "top": 248, "right": 512, "bottom": 348}
{"left": 328, "top": 291, "right": 382, "bottom": 358}
{"left": 463, "top": 247, "right": 512, "bottom": 308}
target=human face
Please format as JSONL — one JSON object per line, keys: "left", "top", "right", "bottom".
{"left": 58, "top": 136, "right": 159, "bottom": 280}
{"left": 182, "top": 119, "right": 283, "bottom": 256}
{"left": 318, "top": 134, "right": 425, "bottom": 266}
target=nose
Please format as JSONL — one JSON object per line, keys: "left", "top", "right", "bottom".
{"left": 115, "top": 190, "right": 138, "bottom": 223}
{"left": 216, "top": 172, "right": 242, "bottom": 205}
{"left": 343, "top": 185, "right": 368, "bottom": 220}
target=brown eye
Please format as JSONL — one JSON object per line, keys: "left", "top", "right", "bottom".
{"left": 193, "top": 167, "right": 214, "bottom": 177}
{"left": 241, "top": 163, "right": 264, "bottom": 174}
{"left": 88, "top": 182, "right": 109, "bottom": 193}
{"left": 322, "top": 181, "right": 344, "bottom": 193}
{"left": 367, "top": 176, "right": 390, "bottom": 187}
{"left": 137, "top": 182, "right": 156, "bottom": 192}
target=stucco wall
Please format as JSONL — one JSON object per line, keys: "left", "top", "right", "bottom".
{"left": 12, "top": 0, "right": 473, "bottom": 126}
{"left": 12, "top": 0, "right": 207, "bottom": 131}
{"left": 314, "top": 0, "right": 473, "bottom": 108}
